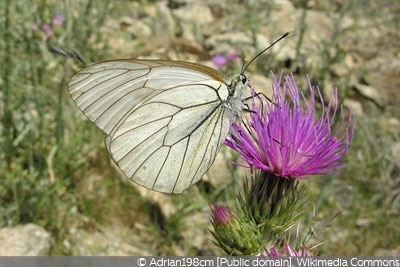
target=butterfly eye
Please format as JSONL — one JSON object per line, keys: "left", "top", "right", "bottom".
{"left": 239, "top": 74, "right": 247, "bottom": 85}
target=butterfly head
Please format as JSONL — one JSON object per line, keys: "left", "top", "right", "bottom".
{"left": 227, "top": 73, "right": 248, "bottom": 98}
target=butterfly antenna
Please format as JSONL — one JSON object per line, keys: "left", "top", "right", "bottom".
{"left": 48, "top": 45, "right": 86, "bottom": 63}
{"left": 241, "top": 29, "right": 294, "bottom": 74}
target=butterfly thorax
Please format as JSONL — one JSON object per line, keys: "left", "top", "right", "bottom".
{"left": 224, "top": 74, "right": 247, "bottom": 121}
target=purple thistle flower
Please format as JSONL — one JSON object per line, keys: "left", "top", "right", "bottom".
{"left": 226, "top": 50, "right": 239, "bottom": 62}
{"left": 52, "top": 14, "right": 64, "bottom": 26}
{"left": 41, "top": 23, "right": 53, "bottom": 38}
{"left": 212, "top": 50, "right": 239, "bottom": 68}
{"left": 225, "top": 73, "right": 354, "bottom": 179}
{"left": 211, "top": 54, "right": 229, "bottom": 68}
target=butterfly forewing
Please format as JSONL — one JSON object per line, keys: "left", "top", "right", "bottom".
{"left": 68, "top": 59, "right": 237, "bottom": 193}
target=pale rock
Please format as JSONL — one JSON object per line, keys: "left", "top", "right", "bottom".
{"left": 133, "top": 184, "right": 177, "bottom": 217}
{"left": 344, "top": 99, "right": 363, "bottom": 116}
{"left": 356, "top": 218, "right": 371, "bottom": 227}
{"left": 374, "top": 248, "right": 400, "bottom": 256}
{"left": 121, "top": 16, "right": 152, "bottom": 39}
{"left": 274, "top": 41, "right": 297, "bottom": 62}
{"left": 389, "top": 117, "right": 400, "bottom": 128}
{"left": 172, "top": 2, "right": 214, "bottom": 41}
{"left": 0, "top": 224, "right": 52, "bottom": 256}
{"left": 274, "top": 0, "right": 296, "bottom": 11}
{"left": 205, "top": 32, "right": 269, "bottom": 57}
{"left": 390, "top": 141, "right": 400, "bottom": 165}
{"left": 354, "top": 83, "right": 384, "bottom": 106}
{"left": 154, "top": 1, "right": 176, "bottom": 40}
{"left": 69, "top": 222, "right": 150, "bottom": 255}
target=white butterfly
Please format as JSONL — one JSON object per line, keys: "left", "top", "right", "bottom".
{"left": 67, "top": 31, "right": 292, "bottom": 194}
